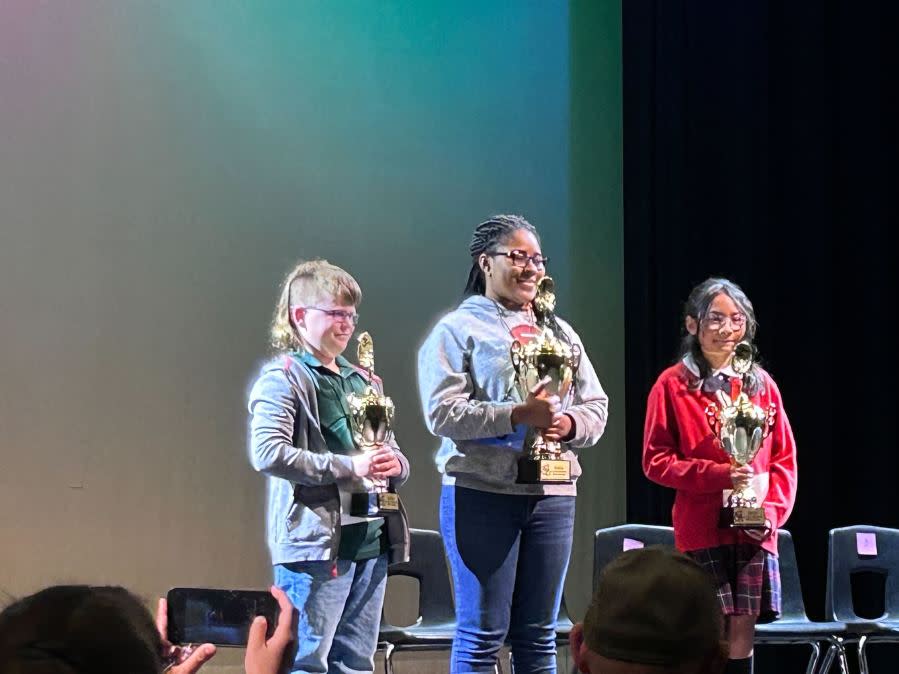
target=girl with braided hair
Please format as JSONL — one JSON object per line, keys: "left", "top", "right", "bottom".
{"left": 417, "top": 215, "right": 609, "bottom": 673}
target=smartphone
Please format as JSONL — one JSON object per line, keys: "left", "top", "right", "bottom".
{"left": 166, "top": 588, "right": 278, "bottom": 647}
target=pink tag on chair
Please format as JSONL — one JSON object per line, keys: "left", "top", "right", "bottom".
{"left": 856, "top": 532, "right": 878, "bottom": 556}
{"left": 623, "top": 538, "right": 645, "bottom": 551}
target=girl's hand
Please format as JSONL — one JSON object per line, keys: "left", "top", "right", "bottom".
{"left": 543, "top": 413, "right": 574, "bottom": 442}
{"left": 511, "top": 377, "right": 561, "bottom": 429}
{"left": 730, "top": 464, "right": 754, "bottom": 489}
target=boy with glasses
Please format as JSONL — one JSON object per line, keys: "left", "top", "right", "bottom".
{"left": 248, "top": 259, "right": 410, "bottom": 674}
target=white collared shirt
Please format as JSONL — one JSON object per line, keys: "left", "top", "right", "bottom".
{"left": 682, "top": 352, "right": 740, "bottom": 379}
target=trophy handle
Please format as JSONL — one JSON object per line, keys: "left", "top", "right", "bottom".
{"left": 705, "top": 402, "right": 720, "bottom": 435}
{"left": 763, "top": 403, "right": 777, "bottom": 438}
{"left": 510, "top": 340, "right": 523, "bottom": 374}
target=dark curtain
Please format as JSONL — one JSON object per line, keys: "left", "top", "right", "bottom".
{"left": 623, "top": 1, "right": 898, "bottom": 670}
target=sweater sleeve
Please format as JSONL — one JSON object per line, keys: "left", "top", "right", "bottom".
{"left": 761, "top": 376, "right": 798, "bottom": 529}
{"left": 562, "top": 330, "right": 609, "bottom": 449}
{"left": 247, "top": 363, "right": 356, "bottom": 485}
{"left": 642, "top": 378, "right": 733, "bottom": 493}
{"left": 417, "top": 321, "right": 516, "bottom": 440}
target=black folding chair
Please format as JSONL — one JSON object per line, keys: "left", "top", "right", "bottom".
{"left": 754, "top": 529, "right": 848, "bottom": 674}
{"left": 593, "top": 524, "right": 676, "bottom": 589}
{"left": 825, "top": 525, "right": 899, "bottom": 674}
{"left": 378, "top": 529, "right": 457, "bottom": 674}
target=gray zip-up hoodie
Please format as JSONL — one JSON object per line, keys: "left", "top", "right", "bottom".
{"left": 417, "top": 295, "right": 608, "bottom": 496}
{"left": 248, "top": 354, "right": 410, "bottom": 565}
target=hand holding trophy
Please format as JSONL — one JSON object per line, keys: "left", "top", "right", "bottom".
{"left": 705, "top": 342, "right": 776, "bottom": 528}
{"left": 510, "top": 277, "right": 581, "bottom": 483}
{"left": 346, "top": 332, "right": 400, "bottom": 513}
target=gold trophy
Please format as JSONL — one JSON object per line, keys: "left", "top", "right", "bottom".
{"left": 705, "top": 341, "right": 777, "bottom": 528}
{"left": 510, "top": 277, "right": 581, "bottom": 483}
{"left": 346, "top": 332, "right": 400, "bottom": 513}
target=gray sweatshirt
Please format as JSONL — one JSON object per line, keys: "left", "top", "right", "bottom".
{"left": 417, "top": 295, "right": 608, "bottom": 496}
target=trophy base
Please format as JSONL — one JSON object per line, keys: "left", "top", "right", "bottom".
{"left": 516, "top": 457, "right": 571, "bottom": 484}
{"left": 349, "top": 491, "right": 400, "bottom": 517}
{"left": 376, "top": 491, "right": 400, "bottom": 512}
{"left": 719, "top": 506, "right": 767, "bottom": 529}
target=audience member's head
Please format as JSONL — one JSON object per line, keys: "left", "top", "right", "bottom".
{"left": 0, "top": 585, "right": 163, "bottom": 673}
{"left": 571, "top": 546, "right": 728, "bottom": 674}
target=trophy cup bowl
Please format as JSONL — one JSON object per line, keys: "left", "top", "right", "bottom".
{"left": 510, "top": 329, "right": 581, "bottom": 484}
{"left": 347, "top": 387, "right": 400, "bottom": 513}
{"left": 705, "top": 341, "right": 776, "bottom": 529}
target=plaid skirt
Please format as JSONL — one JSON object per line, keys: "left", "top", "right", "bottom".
{"left": 687, "top": 544, "right": 782, "bottom": 623}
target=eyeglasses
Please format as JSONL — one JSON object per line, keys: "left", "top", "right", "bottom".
{"left": 304, "top": 307, "right": 360, "bottom": 326}
{"left": 702, "top": 311, "right": 746, "bottom": 331}
{"left": 486, "top": 249, "right": 549, "bottom": 269}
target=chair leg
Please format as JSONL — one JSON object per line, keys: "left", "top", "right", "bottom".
{"left": 804, "top": 641, "right": 821, "bottom": 674}
{"left": 857, "top": 635, "right": 869, "bottom": 674}
{"left": 383, "top": 643, "right": 395, "bottom": 674}
{"left": 837, "top": 640, "right": 850, "bottom": 674}
{"left": 817, "top": 643, "right": 835, "bottom": 674}
{"left": 508, "top": 649, "right": 514, "bottom": 674}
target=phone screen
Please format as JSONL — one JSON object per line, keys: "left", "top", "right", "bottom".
{"left": 166, "top": 588, "right": 278, "bottom": 647}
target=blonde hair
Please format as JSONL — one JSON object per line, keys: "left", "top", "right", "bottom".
{"left": 270, "top": 259, "right": 362, "bottom": 352}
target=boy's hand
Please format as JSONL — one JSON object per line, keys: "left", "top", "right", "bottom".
{"left": 370, "top": 446, "right": 402, "bottom": 479}
{"left": 351, "top": 446, "right": 401, "bottom": 479}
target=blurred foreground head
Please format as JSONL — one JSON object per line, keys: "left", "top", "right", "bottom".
{"left": 0, "top": 585, "right": 162, "bottom": 674}
{"left": 572, "top": 546, "right": 728, "bottom": 674}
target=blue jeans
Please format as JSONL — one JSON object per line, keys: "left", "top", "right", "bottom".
{"left": 274, "top": 555, "right": 387, "bottom": 674}
{"left": 440, "top": 485, "right": 575, "bottom": 674}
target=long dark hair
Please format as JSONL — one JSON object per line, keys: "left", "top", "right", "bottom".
{"left": 680, "top": 277, "right": 763, "bottom": 395}
{"left": 463, "top": 214, "right": 540, "bottom": 297}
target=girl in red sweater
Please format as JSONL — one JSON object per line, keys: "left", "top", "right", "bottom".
{"left": 642, "top": 278, "right": 797, "bottom": 674}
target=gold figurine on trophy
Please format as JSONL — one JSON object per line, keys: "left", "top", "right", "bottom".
{"left": 346, "top": 331, "right": 400, "bottom": 512}
{"left": 705, "top": 341, "right": 777, "bottom": 528}
{"left": 510, "top": 277, "right": 581, "bottom": 483}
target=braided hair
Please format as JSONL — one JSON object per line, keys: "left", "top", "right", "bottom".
{"left": 680, "top": 277, "right": 762, "bottom": 395}
{"left": 463, "top": 214, "right": 540, "bottom": 296}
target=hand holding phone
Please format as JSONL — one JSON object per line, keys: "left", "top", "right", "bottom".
{"left": 245, "top": 585, "right": 297, "bottom": 674}
{"left": 156, "top": 598, "right": 216, "bottom": 674}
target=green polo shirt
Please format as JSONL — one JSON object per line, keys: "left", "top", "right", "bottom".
{"left": 295, "top": 351, "right": 385, "bottom": 561}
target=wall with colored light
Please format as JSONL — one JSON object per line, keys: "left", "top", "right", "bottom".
{"left": 0, "top": 0, "right": 621, "bottom": 631}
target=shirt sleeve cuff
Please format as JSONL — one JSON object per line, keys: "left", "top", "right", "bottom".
{"left": 493, "top": 402, "right": 517, "bottom": 436}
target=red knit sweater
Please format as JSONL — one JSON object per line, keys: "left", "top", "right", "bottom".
{"left": 642, "top": 363, "right": 797, "bottom": 555}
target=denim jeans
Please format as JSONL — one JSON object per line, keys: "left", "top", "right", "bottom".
{"left": 440, "top": 485, "right": 576, "bottom": 674}
{"left": 274, "top": 554, "right": 387, "bottom": 674}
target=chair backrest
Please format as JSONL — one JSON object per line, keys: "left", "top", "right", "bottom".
{"left": 593, "top": 524, "right": 675, "bottom": 590}
{"left": 771, "top": 529, "right": 809, "bottom": 621}
{"left": 386, "top": 528, "right": 455, "bottom": 626}
{"left": 826, "top": 525, "right": 899, "bottom": 622}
